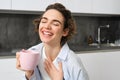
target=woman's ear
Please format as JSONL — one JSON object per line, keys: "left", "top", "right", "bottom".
{"left": 62, "top": 28, "right": 69, "bottom": 37}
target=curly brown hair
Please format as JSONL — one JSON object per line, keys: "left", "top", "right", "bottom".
{"left": 33, "top": 3, "right": 76, "bottom": 45}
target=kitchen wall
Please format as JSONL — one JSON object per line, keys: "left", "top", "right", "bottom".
{"left": 0, "top": 14, "right": 40, "bottom": 55}
{"left": 68, "top": 16, "right": 98, "bottom": 51}
{"left": 0, "top": 13, "right": 120, "bottom": 55}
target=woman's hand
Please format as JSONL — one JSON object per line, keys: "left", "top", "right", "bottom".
{"left": 16, "top": 51, "right": 34, "bottom": 80}
{"left": 44, "top": 57, "right": 63, "bottom": 80}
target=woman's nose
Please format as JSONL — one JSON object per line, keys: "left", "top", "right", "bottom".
{"left": 44, "top": 22, "right": 51, "bottom": 29}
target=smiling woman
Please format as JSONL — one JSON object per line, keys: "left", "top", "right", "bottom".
{"left": 16, "top": 3, "right": 89, "bottom": 80}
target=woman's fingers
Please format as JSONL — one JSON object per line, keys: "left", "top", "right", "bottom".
{"left": 58, "top": 62, "right": 62, "bottom": 70}
{"left": 44, "top": 58, "right": 53, "bottom": 76}
{"left": 47, "top": 57, "right": 57, "bottom": 70}
{"left": 16, "top": 52, "right": 21, "bottom": 69}
{"left": 44, "top": 58, "right": 64, "bottom": 80}
{"left": 16, "top": 52, "right": 24, "bottom": 71}
{"left": 58, "top": 62, "right": 63, "bottom": 76}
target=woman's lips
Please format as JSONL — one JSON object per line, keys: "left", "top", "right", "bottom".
{"left": 42, "top": 31, "right": 53, "bottom": 36}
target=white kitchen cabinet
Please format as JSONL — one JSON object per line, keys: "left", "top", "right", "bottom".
{"left": 12, "top": 0, "right": 56, "bottom": 11}
{"left": 0, "top": 0, "right": 11, "bottom": 10}
{"left": 56, "top": 0, "right": 92, "bottom": 13}
{"left": 1, "top": 0, "right": 120, "bottom": 15}
{"left": 92, "top": 0, "right": 120, "bottom": 14}
{"left": 78, "top": 50, "right": 120, "bottom": 80}
{"left": 56, "top": 0, "right": 120, "bottom": 14}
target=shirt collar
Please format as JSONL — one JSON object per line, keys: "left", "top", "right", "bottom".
{"left": 39, "top": 43, "right": 70, "bottom": 61}
{"left": 57, "top": 43, "right": 70, "bottom": 61}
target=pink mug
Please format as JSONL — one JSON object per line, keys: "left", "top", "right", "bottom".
{"left": 19, "top": 50, "right": 40, "bottom": 70}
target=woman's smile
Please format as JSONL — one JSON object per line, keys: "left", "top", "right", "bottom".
{"left": 42, "top": 30, "right": 53, "bottom": 36}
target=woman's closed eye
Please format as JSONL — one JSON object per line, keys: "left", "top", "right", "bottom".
{"left": 52, "top": 22, "right": 60, "bottom": 26}
{"left": 41, "top": 19, "right": 47, "bottom": 23}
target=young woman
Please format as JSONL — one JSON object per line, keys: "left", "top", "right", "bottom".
{"left": 16, "top": 3, "right": 89, "bottom": 80}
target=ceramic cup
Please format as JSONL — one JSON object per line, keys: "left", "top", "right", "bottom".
{"left": 19, "top": 50, "right": 40, "bottom": 70}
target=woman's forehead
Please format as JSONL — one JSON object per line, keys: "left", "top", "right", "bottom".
{"left": 43, "top": 9, "right": 64, "bottom": 21}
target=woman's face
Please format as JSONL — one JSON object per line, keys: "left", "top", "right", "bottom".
{"left": 39, "top": 9, "right": 68, "bottom": 45}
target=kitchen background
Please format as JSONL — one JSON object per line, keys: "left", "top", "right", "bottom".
{"left": 0, "top": 13, "right": 120, "bottom": 56}
{"left": 1, "top": 1, "right": 120, "bottom": 80}
{"left": 1, "top": 0, "right": 120, "bottom": 56}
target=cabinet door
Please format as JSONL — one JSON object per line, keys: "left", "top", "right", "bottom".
{"left": 56, "top": 0, "right": 92, "bottom": 13}
{"left": 92, "top": 0, "right": 120, "bottom": 14}
{"left": 12, "top": 0, "right": 56, "bottom": 11}
{"left": 0, "top": 0, "right": 11, "bottom": 10}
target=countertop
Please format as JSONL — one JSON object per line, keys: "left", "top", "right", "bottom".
{"left": 0, "top": 44, "right": 120, "bottom": 56}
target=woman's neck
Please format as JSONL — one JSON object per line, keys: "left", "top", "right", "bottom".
{"left": 44, "top": 43, "right": 61, "bottom": 61}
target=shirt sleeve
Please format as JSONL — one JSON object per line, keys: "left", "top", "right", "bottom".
{"left": 76, "top": 68, "right": 89, "bottom": 80}
{"left": 22, "top": 67, "right": 42, "bottom": 80}
{"left": 22, "top": 71, "right": 36, "bottom": 80}
{"left": 74, "top": 57, "right": 89, "bottom": 80}
{"left": 67, "top": 55, "right": 89, "bottom": 80}
{"left": 29, "top": 72, "right": 37, "bottom": 80}
{"left": 34, "top": 66, "right": 42, "bottom": 80}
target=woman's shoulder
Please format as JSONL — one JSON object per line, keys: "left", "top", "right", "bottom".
{"left": 67, "top": 50, "right": 84, "bottom": 68}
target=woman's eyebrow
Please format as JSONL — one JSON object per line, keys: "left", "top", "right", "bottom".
{"left": 52, "top": 19, "right": 62, "bottom": 25}
{"left": 41, "top": 17, "right": 47, "bottom": 20}
{"left": 41, "top": 17, "right": 62, "bottom": 25}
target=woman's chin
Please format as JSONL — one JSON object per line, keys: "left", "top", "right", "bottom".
{"left": 41, "top": 40, "right": 51, "bottom": 44}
